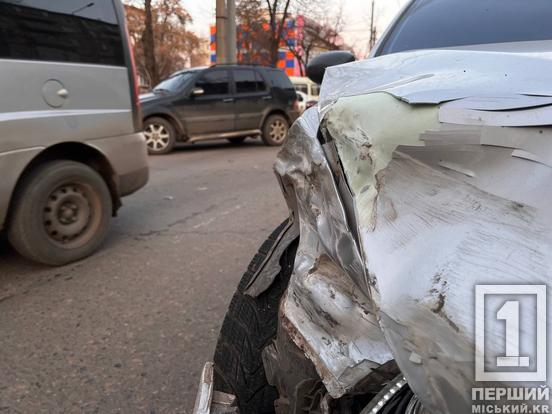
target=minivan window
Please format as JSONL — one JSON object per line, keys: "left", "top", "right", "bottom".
{"left": 0, "top": 0, "right": 125, "bottom": 66}
{"left": 196, "top": 70, "right": 230, "bottom": 95}
{"left": 295, "top": 84, "right": 308, "bottom": 94}
{"left": 379, "top": 0, "right": 552, "bottom": 56}
{"left": 312, "top": 85, "right": 320, "bottom": 97}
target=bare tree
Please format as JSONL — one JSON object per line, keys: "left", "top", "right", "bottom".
{"left": 125, "top": 0, "right": 208, "bottom": 89}
{"left": 265, "top": 0, "right": 293, "bottom": 66}
{"left": 236, "top": 0, "right": 345, "bottom": 71}
{"left": 236, "top": 0, "right": 271, "bottom": 65}
{"left": 368, "top": 0, "right": 377, "bottom": 51}
{"left": 284, "top": 3, "right": 346, "bottom": 76}
{"left": 142, "top": 0, "right": 159, "bottom": 86}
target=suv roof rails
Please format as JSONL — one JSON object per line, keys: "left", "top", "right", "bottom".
{"left": 209, "top": 63, "right": 275, "bottom": 69}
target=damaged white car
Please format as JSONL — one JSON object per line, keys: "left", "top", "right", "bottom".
{"left": 194, "top": 0, "right": 552, "bottom": 413}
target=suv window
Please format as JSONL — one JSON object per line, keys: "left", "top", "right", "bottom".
{"left": 154, "top": 71, "right": 196, "bottom": 93}
{"left": 264, "top": 69, "right": 294, "bottom": 90}
{"left": 255, "top": 71, "right": 267, "bottom": 91}
{"left": 379, "top": 0, "right": 552, "bottom": 56}
{"left": 196, "top": 70, "right": 230, "bottom": 95}
{"left": 235, "top": 70, "right": 257, "bottom": 94}
{"left": 0, "top": 0, "right": 125, "bottom": 66}
{"left": 234, "top": 69, "right": 267, "bottom": 93}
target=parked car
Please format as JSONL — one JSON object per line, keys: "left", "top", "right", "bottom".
{"left": 306, "top": 99, "right": 318, "bottom": 110}
{"left": 140, "top": 65, "right": 300, "bottom": 154}
{"left": 290, "top": 75, "right": 320, "bottom": 102}
{"left": 0, "top": 0, "right": 148, "bottom": 266}
{"left": 296, "top": 90, "right": 308, "bottom": 112}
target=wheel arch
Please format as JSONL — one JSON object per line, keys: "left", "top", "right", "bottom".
{"left": 144, "top": 112, "right": 186, "bottom": 141}
{"left": 261, "top": 109, "right": 292, "bottom": 129}
{"left": 6, "top": 142, "right": 120, "bottom": 228}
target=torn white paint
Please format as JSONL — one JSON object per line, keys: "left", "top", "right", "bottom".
{"left": 320, "top": 48, "right": 552, "bottom": 109}
{"left": 439, "top": 104, "right": 552, "bottom": 127}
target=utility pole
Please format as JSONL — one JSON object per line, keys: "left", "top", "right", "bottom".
{"left": 368, "top": 0, "right": 377, "bottom": 51}
{"left": 227, "top": 0, "right": 237, "bottom": 64}
{"left": 216, "top": 0, "right": 228, "bottom": 64}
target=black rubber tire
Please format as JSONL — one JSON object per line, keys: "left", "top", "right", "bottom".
{"left": 262, "top": 114, "right": 289, "bottom": 146}
{"left": 144, "top": 117, "right": 176, "bottom": 155}
{"left": 228, "top": 137, "right": 247, "bottom": 144}
{"left": 7, "top": 161, "right": 112, "bottom": 266}
{"left": 214, "top": 220, "right": 298, "bottom": 414}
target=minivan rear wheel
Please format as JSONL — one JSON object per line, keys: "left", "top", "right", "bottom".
{"left": 262, "top": 114, "right": 289, "bottom": 146}
{"left": 8, "top": 161, "right": 112, "bottom": 266}
{"left": 144, "top": 117, "right": 176, "bottom": 155}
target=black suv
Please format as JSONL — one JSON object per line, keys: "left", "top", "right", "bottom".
{"left": 140, "top": 65, "right": 300, "bottom": 154}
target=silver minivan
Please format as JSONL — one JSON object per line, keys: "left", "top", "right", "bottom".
{"left": 0, "top": 0, "right": 149, "bottom": 265}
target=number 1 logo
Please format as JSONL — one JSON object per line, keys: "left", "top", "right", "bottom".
{"left": 475, "top": 285, "right": 546, "bottom": 382}
{"left": 496, "top": 300, "right": 530, "bottom": 368}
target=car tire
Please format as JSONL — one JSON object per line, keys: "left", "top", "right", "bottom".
{"left": 214, "top": 220, "right": 298, "bottom": 414}
{"left": 227, "top": 137, "right": 246, "bottom": 144}
{"left": 7, "top": 160, "right": 112, "bottom": 266}
{"left": 144, "top": 117, "right": 176, "bottom": 155}
{"left": 262, "top": 114, "right": 289, "bottom": 146}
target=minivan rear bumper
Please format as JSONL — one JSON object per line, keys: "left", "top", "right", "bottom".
{"left": 88, "top": 132, "right": 149, "bottom": 197}
{"left": 119, "top": 166, "right": 149, "bottom": 197}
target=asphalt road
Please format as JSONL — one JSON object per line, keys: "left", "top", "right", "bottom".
{"left": 0, "top": 140, "right": 288, "bottom": 413}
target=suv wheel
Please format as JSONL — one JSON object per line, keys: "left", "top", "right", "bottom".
{"left": 262, "top": 114, "right": 289, "bottom": 146}
{"left": 8, "top": 161, "right": 112, "bottom": 266}
{"left": 144, "top": 117, "right": 176, "bottom": 155}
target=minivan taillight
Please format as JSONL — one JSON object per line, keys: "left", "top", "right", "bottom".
{"left": 126, "top": 33, "right": 140, "bottom": 111}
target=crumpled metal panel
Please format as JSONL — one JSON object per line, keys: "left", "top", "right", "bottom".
{"left": 274, "top": 108, "right": 394, "bottom": 398}
{"left": 319, "top": 47, "right": 552, "bottom": 109}
{"left": 275, "top": 47, "right": 552, "bottom": 412}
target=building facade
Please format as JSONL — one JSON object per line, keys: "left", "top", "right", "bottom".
{"left": 210, "top": 15, "right": 304, "bottom": 77}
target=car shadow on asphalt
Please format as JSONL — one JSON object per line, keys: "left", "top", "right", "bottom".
{"left": 171, "top": 138, "right": 268, "bottom": 153}
{"left": 0, "top": 234, "right": 52, "bottom": 289}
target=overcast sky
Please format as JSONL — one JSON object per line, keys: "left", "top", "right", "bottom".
{"left": 182, "top": 0, "right": 408, "bottom": 57}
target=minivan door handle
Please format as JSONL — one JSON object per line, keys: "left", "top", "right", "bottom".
{"left": 262, "top": 96, "right": 272, "bottom": 100}
{"left": 222, "top": 98, "right": 234, "bottom": 103}
{"left": 57, "top": 88, "right": 69, "bottom": 99}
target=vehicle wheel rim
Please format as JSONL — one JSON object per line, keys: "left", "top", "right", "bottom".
{"left": 361, "top": 376, "right": 428, "bottom": 414}
{"left": 43, "top": 183, "right": 100, "bottom": 248}
{"left": 269, "top": 119, "right": 287, "bottom": 143}
{"left": 145, "top": 123, "right": 170, "bottom": 151}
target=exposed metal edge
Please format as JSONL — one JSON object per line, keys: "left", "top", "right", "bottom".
{"left": 192, "top": 362, "right": 215, "bottom": 414}
{"left": 437, "top": 160, "right": 477, "bottom": 178}
{"left": 189, "top": 129, "right": 261, "bottom": 142}
{"left": 244, "top": 218, "right": 299, "bottom": 298}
